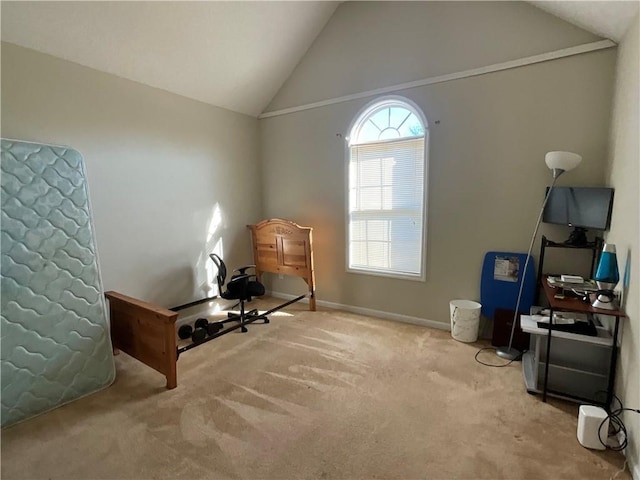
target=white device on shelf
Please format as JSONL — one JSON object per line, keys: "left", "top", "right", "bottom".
{"left": 561, "top": 274, "right": 584, "bottom": 283}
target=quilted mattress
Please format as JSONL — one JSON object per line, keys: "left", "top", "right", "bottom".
{"left": 1, "top": 139, "right": 115, "bottom": 428}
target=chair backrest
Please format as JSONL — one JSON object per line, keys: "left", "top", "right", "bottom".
{"left": 209, "top": 254, "right": 227, "bottom": 290}
{"left": 209, "top": 253, "right": 265, "bottom": 301}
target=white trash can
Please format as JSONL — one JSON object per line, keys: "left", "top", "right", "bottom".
{"left": 449, "top": 300, "right": 482, "bottom": 343}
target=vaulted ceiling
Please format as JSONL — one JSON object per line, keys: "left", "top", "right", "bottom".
{"left": 2, "top": 1, "right": 638, "bottom": 117}
{"left": 1, "top": 1, "right": 340, "bottom": 116}
{"left": 529, "top": 0, "right": 639, "bottom": 42}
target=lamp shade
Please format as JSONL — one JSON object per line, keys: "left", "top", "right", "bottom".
{"left": 545, "top": 151, "right": 582, "bottom": 172}
{"left": 594, "top": 243, "right": 620, "bottom": 286}
{"left": 592, "top": 243, "right": 620, "bottom": 309}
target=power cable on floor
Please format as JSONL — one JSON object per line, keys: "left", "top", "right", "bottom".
{"left": 474, "top": 346, "right": 523, "bottom": 367}
{"left": 610, "top": 458, "right": 627, "bottom": 480}
{"left": 599, "top": 405, "right": 640, "bottom": 452}
{"left": 605, "top": 399, "right": 639, "bottom": 480}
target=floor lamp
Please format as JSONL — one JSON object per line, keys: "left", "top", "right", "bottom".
{"left": 496, "top": 151, "right": 583, "bottom": 360}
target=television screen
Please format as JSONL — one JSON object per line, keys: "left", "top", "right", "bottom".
{"left": 542, "top": 186, "right": 614, "bottom": 230}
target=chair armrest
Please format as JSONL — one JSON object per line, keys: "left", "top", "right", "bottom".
{"left": 234, "top": 265, "right": 257, "bottom": 275}
{"left": 228, "top": 273, "right": 262, "bottom": 287}
{"left": 228, "top": 273, "right": 251, "bottom": 285}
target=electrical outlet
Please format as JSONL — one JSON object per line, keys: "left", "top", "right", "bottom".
{"left": 278, "top": 274, "right": 284, "bottom": 279}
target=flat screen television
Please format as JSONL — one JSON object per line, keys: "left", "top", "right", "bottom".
{"left": 543, "top": 186, "right": 614, "bottom": 231}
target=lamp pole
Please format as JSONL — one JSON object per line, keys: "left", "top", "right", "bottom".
{"left": 495, "top": 151, "right": 582, "bottom": 361}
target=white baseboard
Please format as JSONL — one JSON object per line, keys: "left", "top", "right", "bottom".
{"left": 632, "top": 457, "right": 639, "bottom": 480}
{"left": 269, "top": 291, "right": 450, "bottom": 331}
{"left": 612, "top": 431, "right": 638, "bottom": 480}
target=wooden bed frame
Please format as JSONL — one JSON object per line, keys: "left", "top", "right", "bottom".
{"left": 105, "top": 218, "right": 316, "bottom": 389}
{"left": 105, "top": 290, "right": 179, "bottom": 389}
{"left": 247, "top": 218, "right": 316, "bottom": 311}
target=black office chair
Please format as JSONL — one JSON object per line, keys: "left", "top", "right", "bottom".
{"left": 210, "top": 254, "right": 266, "bottom": 332}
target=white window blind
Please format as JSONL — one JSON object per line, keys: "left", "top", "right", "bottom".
{"left": 348, "top": 136, "right": 425, "bottom": 277}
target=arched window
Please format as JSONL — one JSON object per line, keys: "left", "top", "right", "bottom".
{"left": 347, "top": 97, "right": 428, "bottom": 279}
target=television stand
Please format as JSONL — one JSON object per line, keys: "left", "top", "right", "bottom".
{"left": 564, "top": 227, "right": 588, "bottom": 246}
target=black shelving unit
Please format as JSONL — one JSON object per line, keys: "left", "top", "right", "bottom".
{"left": 536, "top": 275, "right": 624, "bottom": 409}
{"left": 535, "top": 235, "right": 604, "bottom": 303}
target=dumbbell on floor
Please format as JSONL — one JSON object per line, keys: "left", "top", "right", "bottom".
{"left": 199, "top": 318, "right": 224, "bottom": 336}
{"left": 177, "top": 318, "right": 224, "bottom": 343}
{"left": 178, "top": 324, "right": 193, "bottom": 340}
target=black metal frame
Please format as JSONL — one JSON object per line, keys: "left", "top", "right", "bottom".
{"left": 535, "top": 235, "right": 603, "bottom": 304}
{"left": 542, "top": 306, "right": 621, "bottom": 410}
{"left": 170, "top": 295, "right": 218, "bottom": 312}
{"left": 539, "top": 275, "right": 623, "bottom": 411}
{"left": 176, "top": 294, "right": 305, "bottom": 357}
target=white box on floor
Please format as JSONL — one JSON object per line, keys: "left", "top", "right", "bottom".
{"left": 577, "top": 405, "right": 609, "bottom": 450}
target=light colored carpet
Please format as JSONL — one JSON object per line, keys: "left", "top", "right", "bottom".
{"left": 1, "top": 298, "right": 629, "bottom": 479}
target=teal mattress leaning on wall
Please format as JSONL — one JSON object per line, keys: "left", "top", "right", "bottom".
{"left": 1, "top": 139, "right": 115, "bottom": 428}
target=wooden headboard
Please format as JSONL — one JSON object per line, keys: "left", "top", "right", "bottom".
{"left": 247, "top": 219, "right": 316, "bottom": 311}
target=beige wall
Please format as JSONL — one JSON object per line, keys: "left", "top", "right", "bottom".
{"left": 266, "top": 1, "right": 600, "bottom": 111}
{"left": 259, "top": 2, "right": 616, "bottom": 324}
{"left": 606, "top": 13, "right": 639, "bottom": 476}
{"left": 1, "top": 42, "right": 262, "bottom": 307}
